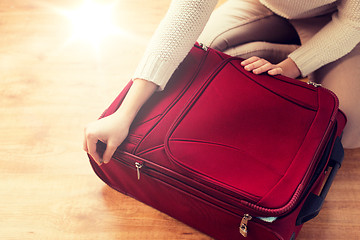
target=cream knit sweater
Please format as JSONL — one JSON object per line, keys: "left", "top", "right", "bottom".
{"left": 133, "top": 0, "right": 360, "bottom": 90}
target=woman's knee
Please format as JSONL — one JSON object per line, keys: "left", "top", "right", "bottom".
{"left": 198, "top": 0, "right": 274, "bottom": 51}
{"left": 224, "top": 41, "right": 299, "bottom": 62}
{"left": 314, "top": 44, "right": 360, "bottom": 149}
{"left": 198, "top": 0, "right": 299, "bottom": 52}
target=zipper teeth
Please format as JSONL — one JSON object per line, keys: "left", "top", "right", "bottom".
{"left": 242, "top": 188, "right": 303, "bottom": 215}
{"left": 321, "top": 87, "right": 340, "bottom": 122}
{"left": 113, "top": 152, "right": 259, "bottom": 202}
{"left": 111, "top": 154, "right": 255, "bottom": 218}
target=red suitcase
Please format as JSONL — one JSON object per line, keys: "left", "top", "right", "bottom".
{"left": 88, "top": 43, "right": 346, "bottom": 240}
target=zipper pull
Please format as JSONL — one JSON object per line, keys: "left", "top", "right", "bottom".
{"left": 307, "top": 81, "right": 322, "bottom": 88}
{"left": 239, "top": 214, "right": 252, "bottom": 237}
{"left": 135, "top": 162, "right": 143, "bottom": 180}
{"left": 199, "top": 43, "right": 208, "bottom": 51}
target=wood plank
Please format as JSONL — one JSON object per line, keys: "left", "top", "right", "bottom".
{"left": 0, "top": 0, "right": 359, "bottom": 239}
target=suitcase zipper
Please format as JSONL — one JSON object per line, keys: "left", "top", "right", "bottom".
{"left": 112, "top": 153, "right": 279, "bottom": 238}
{"left": 194, "top": 42, "right": 208, "bottom": 51}
{"left": 307, "top": 80, "right": 322, "bottom": 88}
{"left": 199, "top": 43, "right": 208, "bottom": 51}
{"left": 115, "top": 152, "right": 260, "bottom": 205}
{"left": 239, "top": 214, "right": 252, "bottom": 237}
{"left": 135, "top": 161, "right": 143, "bottom": 180}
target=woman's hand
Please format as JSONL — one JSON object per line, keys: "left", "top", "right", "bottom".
{"left": 241, "top": 56, "right": 301, "bottom": 79}
{"left": 83, "top": 113, "right": 131, "bottom": 165}
{"left": 83, "top": 79, "right": 158, "bottom": 165}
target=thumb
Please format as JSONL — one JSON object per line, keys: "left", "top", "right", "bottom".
{"left": 102, "top": 142, "right": 118, "bottom": 164}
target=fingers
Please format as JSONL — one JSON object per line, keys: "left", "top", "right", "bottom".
{"left": 83, "top": 127, "right": 103, "bottom": 165}
{"left": 83, "top": 126, "right": 119, "bottom": 165}
{"left": 268, "top": 68, "right": 283, "bottom": 76}
{"left": 252, "top": 62, "right": 273, "bottom": 74}
{"left": 102, "top": 142, "right": 117, "bottom": 164}
{"left": 242, "top": 57, "right": 269, "bottom": 74}
{"left": 241, "top": 57, "right": 282, "bottom": 76}
{"left": 83, "top": 129, "right": 88, "bottom": 153}
{"left": 88, "top": 136, "right": 103, "bottom": 165}
{"left": 241, "top": 56, "right": 261, "bottom": 66}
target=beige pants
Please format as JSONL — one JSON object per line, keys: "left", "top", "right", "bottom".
{"left": 198, "top": 0, "right": 360, "bottom": 148}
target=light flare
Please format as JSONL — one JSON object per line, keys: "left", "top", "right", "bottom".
{"left": 62, "top": 0, "right": 122, "bottom": 48}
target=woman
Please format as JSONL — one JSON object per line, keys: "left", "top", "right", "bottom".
{"left": 84, "top": 0, "right": 360, "bottom": 165}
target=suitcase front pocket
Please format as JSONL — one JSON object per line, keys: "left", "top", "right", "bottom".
{"left": 165, "top": 58, "right": 336, "bottom": 214}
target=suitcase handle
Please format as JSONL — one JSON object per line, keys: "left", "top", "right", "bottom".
{"left": 296, "top": 137, "right": 344, "bottom": 226}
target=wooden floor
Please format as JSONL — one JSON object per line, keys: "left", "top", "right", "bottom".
{"left": 1, "top": 0, "right": 359, "bottom": 239}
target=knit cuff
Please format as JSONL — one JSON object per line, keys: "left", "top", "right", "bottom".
{"left": 288, "top": 48, "right": 323, "bottom": 77}
{"left": 132, "top": 54, "right": 178, "bottom": 91}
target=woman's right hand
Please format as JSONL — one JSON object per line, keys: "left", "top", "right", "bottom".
{"left": 83, "top": 78, "right": 159, "bottom": 165}
{"left": 83, "top": 113, "right": 131, "bottom": 165}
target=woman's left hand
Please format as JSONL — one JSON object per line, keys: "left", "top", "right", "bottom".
{"left": 241, "top": 56, "right": 301, "bottom": 79}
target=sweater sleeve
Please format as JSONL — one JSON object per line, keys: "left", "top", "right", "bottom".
{"left": 288, "top": 0, "right": 360, "bottom": 77}
{"left": 132, "top": 0, "right": 218, "bottom": 90}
